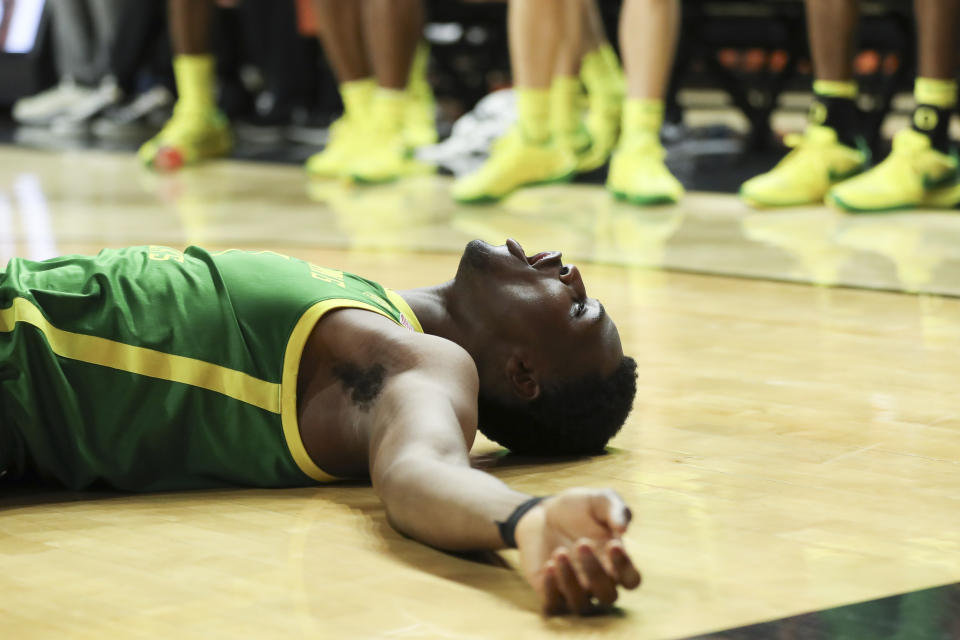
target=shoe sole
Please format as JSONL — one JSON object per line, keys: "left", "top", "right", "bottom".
{"left": 827, "top": 193, "right": 913, "bottom": 213}
{"left": 828, "top": 192, "right": 960, "bottom": 214}
{"left": 350, "top": 163, "right": 436, "bottom": 185}
{"left": 739, "top": 192, "right": 826, "bottom": 209}
{"left": 141, "top": 137, "right": 232, "bottom": 170}
{"left": 453, "top": 171, "right": 576, "bottom": 205}
{"left": 610, "top": 190, "right": 680, "bottom": 206}
{"left": 351, "top": 173, "right": 402, "bottom": 186}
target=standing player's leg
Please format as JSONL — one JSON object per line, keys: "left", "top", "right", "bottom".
{"left": 12, "top": 0, "right": 98, "bottom": 127}
{"left": 829, "top": 0, "right": 960, "bottom": 211}
{"left": 607, "top": 0, "right": 684, "bottom": 205}
{"left": 550, "top": 0, "right": 590, "bottom": 170}
{"left": 404, "top": 38, "right": 438, "bottom": 149}
{"left": 138, "top": 0, "right": 231, "bottom": 171}
{"left": 577, "top": 0, "right": 625, "bottom": 172}
{"left": 451, "top": 0, "right": 577, "bottom": 203}
{"left": 306, "top": 0, "right": 374, "bottom": 178}
{"left": 350, "top": 0, "right": 432, "bottom": 183}
{"left": 47, "top": 0, "right": 125, "bottom": 132}
{"left": 740, "top": 0, "right": 867, "bottom": 207}
{"left": 364, "top": 0, "right": 421, "bottom": 90}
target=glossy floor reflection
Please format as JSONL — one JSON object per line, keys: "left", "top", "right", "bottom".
{"left": 2, "top": 147, "right": 960, "bottom": 296}
{"left": 1, "top": 146, "right": 959, "bottom": 639}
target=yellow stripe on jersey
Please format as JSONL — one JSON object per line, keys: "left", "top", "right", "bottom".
{"left": 279, "top": 298, "right": 414, "bottom": 483}
{"left": 385, "top": 289, "right": 424, "bottom": 333}
{"left": 0, "top": 297, "right": 281, "bottom": 413}
{"left": 0, "top": 292, "right": 423, "bottom": 485}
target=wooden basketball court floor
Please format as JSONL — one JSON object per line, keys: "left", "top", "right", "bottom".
{"left": 1, "top": 146, "right": 958, "bottom": 639}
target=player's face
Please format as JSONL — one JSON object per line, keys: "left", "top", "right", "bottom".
{"left": 456, "top": 239, "right": 624, "bottom": 383}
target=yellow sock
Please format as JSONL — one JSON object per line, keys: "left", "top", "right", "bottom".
{"left": 174, "top": 55, "right": 215, "bottom": 111}
{"left": 516, "top": 88, "right": 551, "bottom": 142}
{"left": 598, "top": 43, "right": 620, "bottom": 67}
{"left": 915, "top": 77, "right": 957, "bottom": 109}
{"left": 812, "top": 79, "right": 858, "bottom": 99}
{"left": 550, "top": 75, "right": 581, "bottom": 136}
{"left": 408, "top": 41, "right": 430, "bottom": 94}
{"left": 913, "top": 78, "right": 955, "bottom": 150}
{"left": 371, "top": 87, "right": 407, "bottom": 133}
{"left": 622, "top": 98, "right": 664, "bottom": 139}
{"left": 341, "top": 78, "right": 375, "bottom": 120}
{"left": 581, "top": 48, "right": 606, "bottom": 93}
{"left": 581, "top": 44, "right": 624, "bottom": 97}
{"left": 598, "top": 44, "right": 624, "bottom": 88}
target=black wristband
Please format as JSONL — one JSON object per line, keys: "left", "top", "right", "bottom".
{"left": 496, "top": 496, "right": 546, "bottom": 548}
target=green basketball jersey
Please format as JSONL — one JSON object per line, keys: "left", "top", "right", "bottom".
{"left": 0, "top": 246, "right": 422, "bottom": 491}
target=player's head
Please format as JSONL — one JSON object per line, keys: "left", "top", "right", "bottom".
{"left": 452, "top": 239, "right": 637, "bottom": 455}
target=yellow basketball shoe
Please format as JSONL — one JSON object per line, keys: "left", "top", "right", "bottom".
{"left": 739, "top": 125, "right": 869, "bottom": 208}
{"left": 550, "top": 76, "right": 595, "bottom": 173}
{"left": 404, "top": 41, "right": 438, "bottom": 148}
{"left": 138, "top": 107, "right": 231, "bottom": 172}
{"left": 827, "top": 129, "right": 960, "bottom": 212}
{"left": 450, "top": 129, "right": 576, "bottom": 204}
{"left": 579, "top": 44, "right": 624, "bottom": 172}
{"left": 555, "top": 124, "right": 594, "bottom": 173}
{"left": 306, "top": 116, "right": 364, "bottom": 179}
{"left": 404, "top": 93, "right": 438, "bottom": 148}
{"left": 349, "top": 134, "right": 434, "bottom": 184}
{"left": 348, "top": 88, "right": 435, "bottom": 184}
{"left": 606, "top": 133, "right": 683, "bottom": 205}
{"left": 577, "top": 100, "right": 620, "bottom": 172}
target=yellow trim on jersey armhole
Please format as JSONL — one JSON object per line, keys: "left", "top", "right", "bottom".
{"left": 280, "top": 298, "right": 412, "bottom": 483}
{"left": 385, "top": 290, "right": 424, "bottom": 333}
{"left": 0, "top": 297, "right": 280, "bottom": 412}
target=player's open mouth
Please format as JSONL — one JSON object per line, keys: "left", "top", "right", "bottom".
{"left": 528, "top": 252, "right": 559, "bottom": 266}
{"left": 506, "top": 239, "right": 561, "bottom": 267}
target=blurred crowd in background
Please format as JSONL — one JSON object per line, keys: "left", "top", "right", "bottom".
{"left": 1, "top": 0, "right": 958, "bottom": 212}
{"left": 7, "top": 1, "right": 344, "bottom": 147}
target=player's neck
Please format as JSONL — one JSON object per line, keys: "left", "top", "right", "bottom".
{"left": 397, "top": 283, "right": 452, "bottom": 335}
{"left": 397, "top": 282, "right": 474, "bottom": 351}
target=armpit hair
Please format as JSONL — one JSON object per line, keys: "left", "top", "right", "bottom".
{"left": 331, "top": 362, "right": 387, "bottom": 411}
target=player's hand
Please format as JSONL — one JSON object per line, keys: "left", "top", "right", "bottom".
{"left": 513, "top": 488, "right": 641, "bottom": 616}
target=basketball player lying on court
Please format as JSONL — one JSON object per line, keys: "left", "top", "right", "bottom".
{"left": 0, "top": 240, "right": 640, "bottom": 616}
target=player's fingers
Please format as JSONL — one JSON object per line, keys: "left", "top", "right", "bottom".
{"left": 577, "top": 542, "right": 618, "bottom": 607}
{"left": 554, "top": 550, "right": 591, "bottom": 614}
{"left": 607, "top": 539, "right": 642, "bottom": 589}
{"left": 589, "top": 489, "right": 631, "bottom": 534}
{"left": 541, "top": 562, "right": 566, "bottom": 616}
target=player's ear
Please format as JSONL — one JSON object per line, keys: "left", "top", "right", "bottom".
{"left": 505, "top": 353, "right": 540, "bottom": 401}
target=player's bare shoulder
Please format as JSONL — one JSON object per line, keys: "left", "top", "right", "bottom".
{"left": 314, "top": 307, "right": 474, "bottom": 378}
{"left": 299, "top": 307, "right": 479, "bottom": 476}
{"left": 301, "top": 306, "right": 478, "bottom": 426}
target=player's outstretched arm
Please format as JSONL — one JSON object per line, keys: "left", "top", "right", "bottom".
{"left": 367, "top": 367, "right": 641, "bottom": 615}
